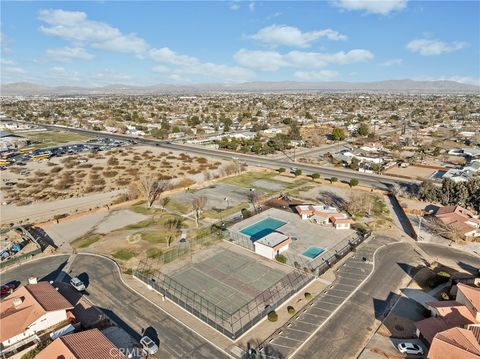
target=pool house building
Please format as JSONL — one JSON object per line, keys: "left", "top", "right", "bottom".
{"left": 253, "top": 232, "right": 292, "bottom": 260}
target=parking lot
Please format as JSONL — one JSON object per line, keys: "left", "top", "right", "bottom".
{"left": 261, "top": 236, "right": 393, "bottom": 358}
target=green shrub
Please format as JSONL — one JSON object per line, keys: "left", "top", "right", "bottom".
{"left": 267, "top": 311, "right": 278, "bottom": 322}
{"left": 311, "top": 173, "right": 320, "bottom": 180}
{"left": 349, "top": 178, "right": 359, "bottom": 187}
{"left": 305, "top": 292, "right": 313, "bottom": 301}
{"left": 294, "top": 169, "right": 302, "bottom": 177}
{"left": 330, "top": 177, "right": 338, "bottom": 183}
{"left": 275, "top": 254, "right": 287, "bottom": 264}
{"left": 278, "top": 167, "right": 286, "bottom": 173}
{"left": 287, "top": 306, "right": 296, "bottom": 315}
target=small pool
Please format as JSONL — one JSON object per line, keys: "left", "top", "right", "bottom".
{"left": 303, "top": 247, "right": 325, "bottom": 259}
{"left": 240, "top": 217, "right": 287, "bottom": 241}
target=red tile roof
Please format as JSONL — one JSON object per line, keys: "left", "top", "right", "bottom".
{"left": 36, "top": 329, "right": 126, "bottom": 359}
{"left": 428, "top": 327, "right": 480, "bottom": 359}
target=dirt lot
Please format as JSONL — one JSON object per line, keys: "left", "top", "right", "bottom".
{"left": 384, "top": 165, "right": 438, "bottom": 180}
{"left": 2, "top": 146, "right": 226, "bottom": 205}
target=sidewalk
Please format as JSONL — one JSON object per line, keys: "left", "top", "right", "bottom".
{"left": 124, "top": 270, "right": 330, "bottom": 356}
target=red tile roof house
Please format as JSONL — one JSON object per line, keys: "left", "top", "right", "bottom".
{"left": 428, "top": 327, "right": 480, "bottom": 359}
{"left": 435, "top": 205, "right": 480, "bottom": 240}
{"left": 295, "top": 205, "right": 354, "bottom": 229}
{"left": 0, "top": 281, "right": 74, "bottom": 356}
{"left": 415, "top": 284, "right": 480, "bottom": 356}
{"left": 36, "top": 328, "right": 126, "bottom": 359}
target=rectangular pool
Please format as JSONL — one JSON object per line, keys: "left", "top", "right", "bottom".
{"left": 240, "top": 217, "right": 287, "bottom": 241}
{"left": 303, "top": 247, "right": 325, "bottom": 259}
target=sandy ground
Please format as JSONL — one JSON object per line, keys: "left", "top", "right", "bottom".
{"left": 40, "top": 209, "right": 147, "bottom": 250}
{"left": 384, "top": 165, "right": 437, "bottom": 179}
{"left": 0, "top": 190, "right": 124, "bottom": 225}
{"left": 1, "top": 145, "right": 226, "bottom": 205}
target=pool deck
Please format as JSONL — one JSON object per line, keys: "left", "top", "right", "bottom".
{"left": 230, "top": 208, "right": 355, "bottom": 261}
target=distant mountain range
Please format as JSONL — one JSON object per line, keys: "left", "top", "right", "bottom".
{"left": 1, "top": 80, "right": 479, "bottom": 96}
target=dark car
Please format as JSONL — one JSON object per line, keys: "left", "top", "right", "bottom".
{"left": 0, "top": 282, "right": 19, "bottom": 296}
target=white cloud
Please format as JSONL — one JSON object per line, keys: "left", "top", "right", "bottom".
{"left": 406, "top": 39, "right": 465, "bottom": 56}
{"left": 152, "top": 65, "right": 171, "bottom": 73}
{"left": 294, "top": 70, "right": 339, "bottom": 81}
{"left": 249, "top": 2, "right": 255, "bottom": 12}
{"left": 234, "top": 48, "right": 373, "bottom": 71}
{"left": 38, "top": 9, "right": 148, "bottom": 55}
{"left": 45, "top": 47, "right": 94, "bottom": 62}
{"left": 150, "top": 47, "right": 253, "bottom": 82}
{"left": 0, "top": 59, "right": 16, "bottom": 65}
{"left": 50, "top": 66, "right": 66, "bottom": 73}
{"left": 379, "top": 58, "right": 403, "bottom": 66}
{"left": 332, "top": 0, "right": 407, "bottom": 15}
{"left": 250, "top": 25, "right": 347, "bottom": 48}
{"left": 230, "top": 2, "right": 240, "bottom": 11}
{"left": 3, "top": 66, "right": 26, "bottom": 74}
{"left": 94, "top": 70, "right": 133, "bottom": 83}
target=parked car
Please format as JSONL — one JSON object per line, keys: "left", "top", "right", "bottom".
{"left": 397, "top": 342, "right": 423, "bottom": 355}
{"left": 0, "top": 283, "right": 18, "bottom": 296}
{"left": 140, "top": 336, "right": 159, "bottom": 355}
{"left": 70, "top": 277, "right": 86, "bottom": 291}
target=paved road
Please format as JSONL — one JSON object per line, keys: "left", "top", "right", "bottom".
{"left": 68, "top": 254, "right": 228, "bottom": 359}
{"left": 19, "top": 121, "right": 419, "bottom": 191}
{"left": 1, "top": 254, "right": 69, "bottom": 285}
{"left": 290, "top": 240, "right": 422, "bottom": 359}
{"left": 419, "top": 242, "right": 480, "bottom": 267}
{"left": 259, "top": 236, "right": 405, "bottom": 358}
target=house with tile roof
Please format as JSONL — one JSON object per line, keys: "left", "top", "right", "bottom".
{"left": 428, "top": 327, "right": 480, "bottom": 359}
{"left": 434, "top": 205, "right": 480, "bottom": 240}
{"left": 456, "top": 283, "right": 480, "bottom": 322}
{"left": 0, "top": 281, "right": 74, "bottom": 354}
{"left": 36, "top": 329, "right": 126, "bottom": 359}
{"left": 295, "top": 204, "right": 354, "bottom": 229}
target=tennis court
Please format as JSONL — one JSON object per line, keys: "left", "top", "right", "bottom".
{"left": 168, "top": 246, "right": 287, "bottom": 314}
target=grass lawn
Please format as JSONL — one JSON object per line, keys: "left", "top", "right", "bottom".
{"left": 122, "top": 218, "right": 155, "bottom": 230}
{"left": 112, "top": 248, "right": 137, "bottom": 261}
{"left": 140, "top": 231, "right": 168, "bottom": 244}
{"left": 71, "top": 234, "right": 102, "bottom": 249}
{"left": 165, "top": 199, "right": 191, "bottom": 214}
{"left": 146, "top": 247, "right": 162, "bottom": 259}
{"left": 221, "top": 171, "right": 275, "bottom": 188}
{"left": 23, "top": 131, "right": 92, "bottom": 148}
{"left": 203, "top": 201, "right": 249, "bottom": 220}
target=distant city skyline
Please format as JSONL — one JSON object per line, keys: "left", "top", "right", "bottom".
{"left": 1, "top": 1, "right": 479, "bottom": 86}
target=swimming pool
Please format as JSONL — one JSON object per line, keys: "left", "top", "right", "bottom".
{"left": 302, "top": 247, "right": 325, "bottom": 259}
{"left": 240, "top": 217, "right": 287, "bottom": 241}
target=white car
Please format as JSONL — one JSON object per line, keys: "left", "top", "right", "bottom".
{"left": 397, "top": 342, "right": 423, "bottom": 355}
{"left": 140, "top": 336, "right": 159, "bottom": 355}
{"left": 70, "top": 277, "right": 86, "bottom": 292}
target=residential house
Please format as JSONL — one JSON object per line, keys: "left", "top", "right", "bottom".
{"left": 254, "top": 232, "right": 292, "bottom": 260}
{"left": 0, "top": 281, "right": 74, "bottom": 354}
{"left": 36, "top": 329, "right": 126, "bottom": 359}
{"left": 295, "top": 205, "right": 354, "bottom": 229}
{"left": 435, "top": 205, "right": 480, "bottom": 239}
{"left": 428, "top": 327, "right": 480, "bottom": 359}
{"left": 456, "top": 283, "right": 480, "bottom": 322}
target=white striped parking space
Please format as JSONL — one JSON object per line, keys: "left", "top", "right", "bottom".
{"left": 325, "top": 288, "right": 353, "bottom": 296}
{"left": 336, "top": 270, "right": 368, "bottom": 279}
{"left": 283, "top": 326, "right": 314, "bottom": 334}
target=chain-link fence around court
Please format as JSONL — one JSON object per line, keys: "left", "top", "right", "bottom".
{"left": 134, "top": 257, "right": 312, "bottom": 339}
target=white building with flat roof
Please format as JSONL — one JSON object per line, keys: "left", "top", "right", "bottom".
{"left": 254, "top": 232, "right": 291, "bottom": 260}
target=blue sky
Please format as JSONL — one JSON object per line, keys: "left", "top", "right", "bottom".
{"left": 1, "top": 1, "right": 479, "bottom": 86}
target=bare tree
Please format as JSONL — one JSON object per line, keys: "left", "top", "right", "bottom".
{"left": 139, "top": 176, "right": 170, "bottom": 208}
{"left": 160, "top": 196, "right": 170, "bottom": 211}
{"left": 164, "top": 217, "right": 184, "bottom": 247}
{"left": 248, "top": 190, "right": 263, "bottom": 213}
{"left": 192, "top": 196, "right": 207, "bottom": 227}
